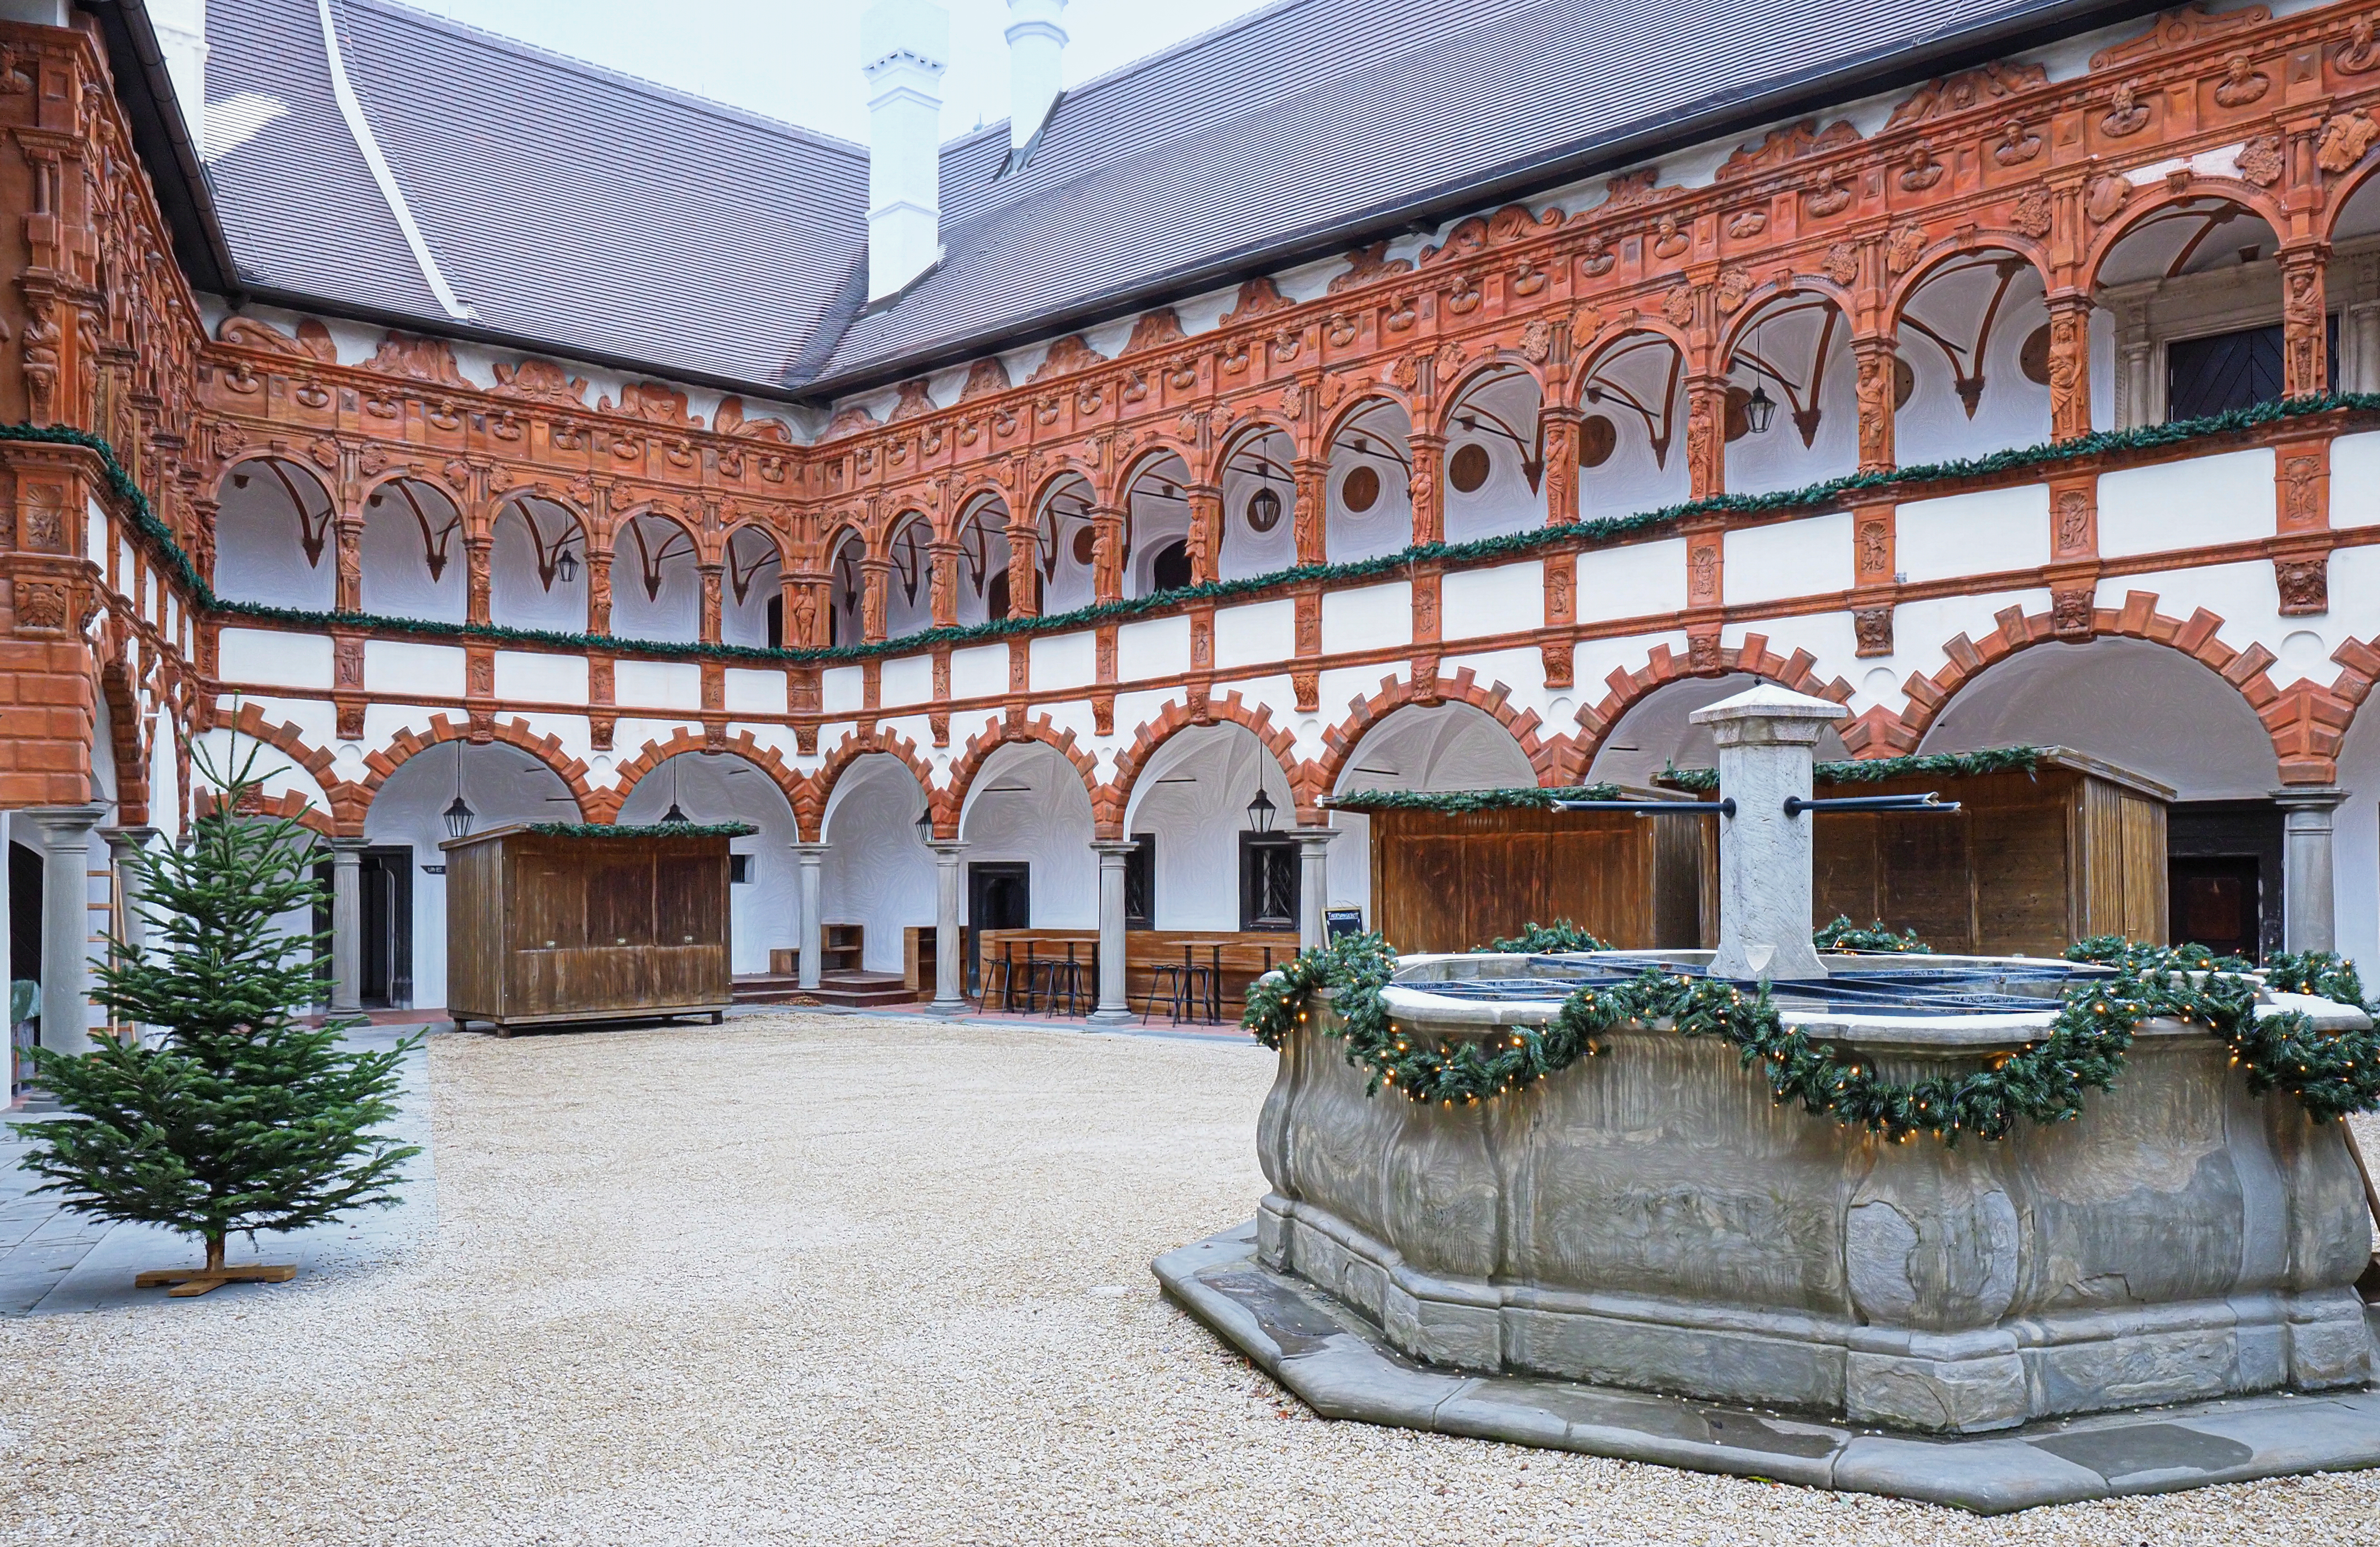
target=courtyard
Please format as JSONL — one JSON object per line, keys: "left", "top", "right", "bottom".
{"left": 0, "top": 1013, "right": 2372, "bottom": 1545}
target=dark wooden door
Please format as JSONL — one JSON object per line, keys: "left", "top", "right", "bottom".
{"left": 967, "top": 862, "right": 1030, "bottom": 990}
{"left": 2169, "top": 856, "right": 2261, "bottom": 961}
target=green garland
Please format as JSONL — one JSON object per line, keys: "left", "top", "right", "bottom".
{"left": 524, "top": 821, "right": 758, "bottom": 838}
{"left": 1244, "top": 936, "right": 2380, "bottom": 1136}
{"left": 25, "top": 390, "right": 2380, "bottom": 674}
{"left": 1813, "top": 917, "right": 1933, "bottom": 954}
{"left": 1663, "top": 747, "right": 2041, "bottom": 793}
{"left": 2262, "top": 950, "right": 2366, "bottom": 1007}
{"left": 1325, "top": 784, "right": 1620, "bottom": 813}
{"left": 1485, "top": 920, "right": 1615, "bottom": 953}
{"left": 2065, "top": 935, "right": 2252, "bottom": 973}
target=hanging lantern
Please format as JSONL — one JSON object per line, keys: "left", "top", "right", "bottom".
{"left": 915, "top": 807, "right": 934, "bottom": 843}
{"left": 1744, "top": 384, "right": 1777, "bottom": 435}
{"left": 556, "top": 547, "right": 579, "bottom": 584}
{"left": 443, "top": 742, "right": 475, "bottom": 839}
{"left": 660, "top": 801, "right": 690, "bottom": 826}
{"left": 1246, "top": 788, "right": 1276, "bottom": 834}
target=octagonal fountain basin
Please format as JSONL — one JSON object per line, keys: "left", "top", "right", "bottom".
{"left": 1252, "top": 949, "right": 2378, "bottom": 1435}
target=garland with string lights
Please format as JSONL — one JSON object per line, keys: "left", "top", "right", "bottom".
{"left": 27, "top": 390, "right": 2380, "bottom": 673}
{"left": 1486, "top": 921, "right": 1615, "bottom": 953}
{"left": 1244, "top": 933, "right": 2380, "bottom": 1136}
{"left": 1661, "top": 747, "right": 2042, "bottom": 794}
{"left": 1813, "top": 917, "right": 1934, "bottom": 954}
{"left": 1324, "top": 784, "right": 1621, "bottom": 814}
{"left": 524, "top": 821, "right": 758, "bottom": 839}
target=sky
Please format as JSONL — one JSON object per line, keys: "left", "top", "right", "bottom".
{"left": 421, "top": 0, "right": 1275, "bottom": 145}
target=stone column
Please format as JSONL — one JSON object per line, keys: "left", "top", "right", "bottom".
{"left": 22, "top": 804, "right": 109, "bottom": 1053}
{"left": 791, "top": 842, "right": 830, "bottom": 990}
{"left": 1690, "top": 685, "right": 1847, "bottom": 983}
{"left": 1289, "top": 826, "right": 1340, "bottom": 953}
{"left": 2273, "top": 786, "right": 2349, "bottom": 954}
{"left": 327, "top": 837, "right": 368, "bottom": 1012}
{"left": 1088, "top": 839, "right": 1137, "bottom": 1024}
{"left": 927, "top": 840, "right": 970, "bottom": 1015}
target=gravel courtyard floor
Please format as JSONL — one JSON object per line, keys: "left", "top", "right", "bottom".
{"left": 2, "top": 1012, "right": 2376, "bottom": 1546}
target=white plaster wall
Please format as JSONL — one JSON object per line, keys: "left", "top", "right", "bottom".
{"left": 1897, "top": 484, "right": 2051, "bottom": 583}
{"left": 1117, "top": 616, "right": 1190, "bottom": 680}
{"left": 616, "top": 659, "right": 702, "bottom": 711}
{"left": 220, "top": 628, "right": 332, "bottom": 690}
{"left": 617, "top": 751, "right": 797, "bottom": 975}
{"left": 2334, "top": 431, "right": 2380, "bottom": 529}
{"left": 213, "top": 471, "right": 333, "bottom": 609}
{"left": 1893, "top": 273, "right": 2052, "bottom": 467}
{"left": 2332, "top": 694, "right": 2380, "bottom": 972}
{"left": 1320, "top": 581, "right": 1410, "bottom": 654}
{"left": 608, "top": 535, "right": 702, "bottom": 644}
{"left": 725, "top": 666, "right": 787, "bottom": 713}
{"left": 1213, "top": 598, "right": 1296, "bottom": 669}
{"left": 1030, "top": 630, "right": 1097, "bottom": 692}
{"left": 721, "top": 553, "right": 782, "bottom": 647}
{"left": 878, "top": 654, "right": 933, "bottom": 708}
{"left": 2099, "top": 448, "right": 2274, "bottom": 558}
{"left": 488, "top": 512, "right": 589, "bottom": 633}
{"left": 1218, "top": 444, "right": 1298, "bottom": 580}
{"left": 1577, "top": 537, "right": 1687, "bottom": 623}
{"left": 1722, "top": 320, "right": 1858, "bottom": 499}
{"left": 488, "top": 649, "right": 582, "bottom": 704}
{"left": 360, "top": 639, "right": 466, "bottom": 699}
{"left": 950, "top": 643, "right": 1008, "bottom": 699}
{"left": 821, "top": 755, "right": 936, "bottom": 973}
{"left": 1577, "top": 370, "right": 1690, "bottom": 521}
{"left": 1121, "top": 724, "right": 1297, "bottom": 930}
{"left": 820, "top": 665, "right": 865, "bottom": 714}
{"left": 358, "top": 504, "right": 466, "bottom": 622}
{"left": 1442, "top": 563, "right": 1543, "bottom": 640}
{"left": 1723, "top": 512, "right": 1855, "bottom": 605}
{"left": 958, "top": 742, "right": 1097, "bottom": 929}
{"left": 1442, "top": 373, "right": 1547, "bottom": 543}
{"left": 1324, "top": 435, "right": 1412, "bottom": 564}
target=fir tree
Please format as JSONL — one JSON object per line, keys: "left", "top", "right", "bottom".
{"left": 9, "top": 731, "right": 418, "bottom": 1292}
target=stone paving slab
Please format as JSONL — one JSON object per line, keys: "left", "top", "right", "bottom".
{"left": 0, "top": 1025, "right": 438, "bottom": 1314}
{"left": 1153, "top": 1222, "right": 2380, "bottom": 1513}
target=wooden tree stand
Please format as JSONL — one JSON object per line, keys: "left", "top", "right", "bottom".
{"left": 133, "top": 1263, "right": 297, "bottom": 1297}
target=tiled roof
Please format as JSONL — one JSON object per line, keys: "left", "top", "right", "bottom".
{"left": 190, "top": 0, "right": 2151, "bottom": 401}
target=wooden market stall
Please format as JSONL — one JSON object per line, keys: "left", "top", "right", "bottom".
{"left": 1354, "top": 748, "right": 2172, "bottom": 959}
{"left": 441, "top": 823, "right": 740, "bottom": 1035}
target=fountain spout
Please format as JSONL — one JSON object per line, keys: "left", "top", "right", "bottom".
{"left": 1691, "top": 683, "right": 1849, "bottom": 981}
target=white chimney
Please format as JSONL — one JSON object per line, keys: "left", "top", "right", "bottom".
{"left": 1005, "top": 0, "right": 1067, "bottom": 152}
{"left": 861, "top": 0, "right": 949, "bottom": 303}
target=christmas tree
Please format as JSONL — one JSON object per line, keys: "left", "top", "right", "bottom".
{"left": 9, "top": 731, "right": 418, "bottom": 1296}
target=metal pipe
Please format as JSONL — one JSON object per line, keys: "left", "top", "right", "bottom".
{"left": 1782, "top": 793, "right": 1962, "bottom": 815}
{"left": 1552, "top": 799, "right": 1736, "bottom": 817}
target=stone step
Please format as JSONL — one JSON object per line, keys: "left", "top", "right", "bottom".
{"left": 732, "top": 972, "right": 921, "bottom": 1009}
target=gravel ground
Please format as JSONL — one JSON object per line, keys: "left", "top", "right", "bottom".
{"left": 1, "top": 1014, "right": 2376, "bottom": 1546}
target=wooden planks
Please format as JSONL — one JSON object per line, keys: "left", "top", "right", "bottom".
{"left": 1370, "top": 808, "right": 1701, "bottom": 955}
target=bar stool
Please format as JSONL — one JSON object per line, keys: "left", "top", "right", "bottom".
{"left": 979, "top": 939, "right": 1024, "bottom": 1013}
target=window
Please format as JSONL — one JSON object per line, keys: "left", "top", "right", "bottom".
{"left": 2166, "top": 317, "right": 2335, "bottom": 421}
{"left": 1239, "top": 833, "right": 1298, "bottom": 932}
{"left": 729, "top": 854, "right": 753, "bottom": 884}
{"left": 1149, "top": 539, "right": 1191, "bottom": 595}
{"left": 1125, "top": 833, "right": 1156, "bottom": 928}
{"left": 765, "top": 595, "right": 783, "bottom": 649}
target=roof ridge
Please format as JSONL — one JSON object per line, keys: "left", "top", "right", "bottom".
{"left": 352, "top": 0, "right": 870, "bottom": 159}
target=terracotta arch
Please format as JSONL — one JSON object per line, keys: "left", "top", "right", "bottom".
{"left": 1571, "top": 634, "right": 1854, "bottom": 782}
{"left": 721, "top": 518, "right": 785, "bottom": 567}
{"left": 881, "top": 506, "right": 935, "bottom": 560}
{"left": 799, "top": 722, "right": 937, "bottom": 841}
{"left": 359, "top": 713, "right": 596, "bottom": 828}
{"left": 948, "top": 711, "right": 1109, "bottom": 833}
{"left": 227, "top": 700, "right": 359, "bottom": 832}
{"left": 213, "top": 454, "right": 335, "bottom": 525}
{"left": 1201, "top": 415, "right": 1297, "bottom": 488}
{"left": 359, "top": 467, "right": 470, "bottom": 520}
{"left": 98, "top": 656, "right": 150, "bottom": 826}
{"left": 2320, "top": 149, "right": 2380, "bottom": 247}
{"left": 1434, "top": 354, "right": 1549, "bottom": 438}
{"left": 1116, "top": 439, "right": 1198, "bottom": 504}
{"left": 2078, "top": 180, "right": 2291, "bottom": 292}
{"left": 1318, "top": 388, "right": 1418, "bottom": 451}
{"left": 604, "top": 726, "right": 805, "bottom": 829}
{"left": 1885, "top": 233, "right": 2054, "bottom": 325}
{"left": 1567, "top": 321, "right": 1691, "bottom": 411}
{"left": 1311, "top": 666, "right": 1563, "bottom": 817}
{"left": 196, "top": 785, "right": 334, "bottom": 839}
{"left": 1849, "top": 588, "right": 2329, "bottom": 782}
{"left": 1108, "top": 689, "right": 1303, "bottom": 829}
{"left": 1717, "top": 276, "right": 1857, "bottom": 366}
{"left": 483, "top": 487, "right": 589, "bottom": 558}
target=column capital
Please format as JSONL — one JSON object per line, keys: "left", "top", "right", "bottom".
{"left": 926, "top": 839, "right": 971, "bottom": 859}
{"left": 2271, "top": 785, "right": 2351, "bottom": 811}
{"left": 1088, "top": 838, "right": 1141, "bottom": 857}
{"left": 99, "top": 824, "right": 159, "bottom": 850}
{"left": 326, "top": 835, "right": 372, "bottom": 855}
{"left": 1287, "top": 824, "right": 1342, "bottom": 849}
{"left": 789, "top": 841, "right": 833, "bottom": 860}
{"left": 20, "top": 802, "right": 112, "bottom": 845}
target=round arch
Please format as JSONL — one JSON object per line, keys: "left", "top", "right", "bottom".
{"left": 489, "top": 494, "right": 588, "bottom": 633}
{"left": 212, "top": 456, "right": 335, "bottom": 608}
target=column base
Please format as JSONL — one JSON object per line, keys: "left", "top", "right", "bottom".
{"left": 1085, "top": 1007, "right": 1135, "bottom": 1026}
{"left": 926, "top": 996, "right": 971, "bottom": 1018}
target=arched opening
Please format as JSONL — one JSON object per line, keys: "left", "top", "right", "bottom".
{"left": 1325, "top": 400, "right": 1413, "bottom": 562}
{"left": 1922, "top": 638, "right": 2285, "bottom": 960}
{"left": 1032, "top": 472, "right": 1098, "bottom": 614}
{"left": 1216, "top": 425, "right": 1296, "bottom": 579}
{"left": 1723, "top": 290, "right": 1857, "bottom": 496}
{"left": 1121, "top": 724, "right": 1297, "bottom": 931}
{"left": 2327, "top": 172, "right": 2380, "bottom": 391}
{"left": 1587, "top": 672, "right": 1851, "bottom": 790}
{"left": 826, "top": 528, "right": 866, "bottom": 646}
{"left": 2094, "top": 196, "right": 2293, "bottom": 427}
{"left": 608, "top": 512, "right": 699, "bottom": 643}
{"left": 489, "top": 496, "right": 588, "bottom": 633}
{"left": 958, "top": 743, "right": 1097, "bottom": 957}
{"left": 1575, "top": 331, "right": 1690, "bottom": 518}
{"left": 617, "top": 750, "right": 797, "bottom": 976}
{"left": 882, "top": 514, "right": 934, "bottom": 640}
{"left": 361, "top": 477, "right": 466, "bottom": 621}
{"left": 363, "top": 737, "right": 580, "bottom": 1008}
{"left": 951, "top": 496, "right": 1015, "bottom": 625}
{"left": 720, "top": 525, "right": 783, "bottom": 649}
{"left": 213, "top": 458, "right": 334, "bottom": 608}
{"left": 1330, "top": 701, "right": 1538, "bottom": 928}
{"left": 1441, "top": 366, "right": 1545, "bottom": 542}
{"left": 1893, "top": 248, "right": 2052, "bottom": 464}
{"left": 820, "top": 754, "right": 936, "bottom": 975}
{"left": 1123, "top": 451, "right": 1193, "bottom": 598}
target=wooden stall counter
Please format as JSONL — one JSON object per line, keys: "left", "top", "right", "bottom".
{"left": 971, "top": 927, "right": 1297, "bottom": 1023}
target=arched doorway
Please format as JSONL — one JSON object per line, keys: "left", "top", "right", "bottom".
{"left": 616, "top": 750, "right": 798, "bottom": 976}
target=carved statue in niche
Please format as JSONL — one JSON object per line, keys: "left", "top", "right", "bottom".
{"left": 1993, "top": 118, "right": 2043, "bottom": 166}
{"left": 2282, "top": 455, "right": 2323, "bottom": 528}
{"left": 929, "top": 551, "right": 952, "bottom": 619}
{"left": 1185, "top": 500, "right": 1213, "bottom": 579}
{"left": 1897, "top": 141, "right": 1943, "bottom": 191}
{"left": 787, "top": 583, "right": 817, "bottom": 646}
{"left": 1547, "top": 565, "right": 1573, "bottom": 619}
{"left": 2055, "top": 489, "right": 2092, "bottom": 553}
{"left": 1687, "top": 540, "right": 1719, "bottom": 603}
{"left": 2284, "top": 262, "right": 2326, "bottom": 391}
{"left": 1855, "top": 349, "right": 1895, "bottom": 470}
{"left": 1684, "top": 394, "right": 1718, "bottom": 492}
{"left": 862, "top": 573, "right": 887, "bottom": 641}
{"left": 1544, "top": 419, "right": 1576, "bottom": 522}
{"left": 2212, "top": 52, "right": 2269, "bottom": 108}
{"left": 1650, "top": 214, "right": 1689, "bottom": 260}
{"left": 2048, "top": 309, "right": 2085, "bottom": 432}
{"left": 337, "top": 531, "right": 362, "bottom": 602}
{"left": 1858, "top": 518, "right": 1890, "bottom": 576}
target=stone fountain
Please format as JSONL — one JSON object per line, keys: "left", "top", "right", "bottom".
{"left": 1155, "top": 685, "right": 2380, "bottom": 1512}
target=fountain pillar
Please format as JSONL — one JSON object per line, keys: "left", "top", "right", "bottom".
{"left": 1691, "top": 684, "right": 1847, "bottom": 982}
